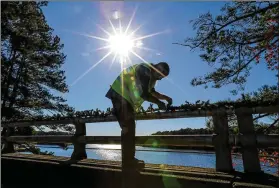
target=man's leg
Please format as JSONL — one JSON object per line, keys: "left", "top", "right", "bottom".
{"left": 122, "top": 118, "right": 135, "bottom": 168}
{"left": 111, "top": 97, "right": 139, "bottom": 188}
{"left": 111, "top": 97, "right": 136, "bottom": 166}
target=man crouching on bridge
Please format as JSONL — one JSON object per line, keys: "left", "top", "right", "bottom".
{"left": 106, "top": 62, "right": 172, "bottom": 185}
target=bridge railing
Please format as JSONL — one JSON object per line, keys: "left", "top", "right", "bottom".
{"left": 2, "top": 105, "right": 279, "bottom": 173}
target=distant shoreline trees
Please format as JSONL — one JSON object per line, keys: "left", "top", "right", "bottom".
{"left": 151, "top": 123, "right": 279, "bottom": 136}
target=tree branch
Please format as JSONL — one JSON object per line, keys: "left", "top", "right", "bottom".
{"left": 235, "top": 32, "right": 279, "bottom": 45}
{"left": 188, "top": 3, "right": 279, "bottom": 48}
{"left": 253, "top": 113, "right": 270, "bottom": 121}
{"left": 269, "top": 118, "right": 279, "bottom": 128}
{"left": 229, "top": 39, "right": 279, "bottom": 79}
{"left": 172, "top": 42, "right": 194, "bottom": 48}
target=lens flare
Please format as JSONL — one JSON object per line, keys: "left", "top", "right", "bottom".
{"left": 69, "top": 6, "right": 167, "bottom": 86}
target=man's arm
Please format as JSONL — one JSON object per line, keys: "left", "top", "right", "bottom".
{"left": 143, "top": 91, "right": 162, "bottom": 105}
{"left": 150, "top": 89, "right": 172, "bottom": 106}
{"left": 137, "top": 65, "right": 166, "bottom": 108}
{"left": 150, "top": 89, "right": 171, "bottom": 101}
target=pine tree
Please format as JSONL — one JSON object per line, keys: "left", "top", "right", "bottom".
{"left": 1, "top": 2, "right": 74, "bottom": 134}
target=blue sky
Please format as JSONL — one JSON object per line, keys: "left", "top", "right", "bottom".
{"left": 42, "top": 2, "right": 277, "bottom": 136}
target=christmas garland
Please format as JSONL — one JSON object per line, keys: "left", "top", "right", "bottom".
{"left": 2, "top": 98, "right": 279, "bottom": 123}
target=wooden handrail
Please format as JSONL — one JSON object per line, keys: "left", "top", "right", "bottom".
{"left": 2, "top": 105, "right": 278, "bottom": 128}
{"left": 3, "top": 134, "right": 279, "bottom": 147}
{"left": 3, "top": 135, "right": 213, "bottom": 146}
{"left": 2, "top": 104, "right": 279, "bottom": 174}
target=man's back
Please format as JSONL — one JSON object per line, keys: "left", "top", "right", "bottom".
{"left": 105, "top": 63, "right": 152, "bottom": 101}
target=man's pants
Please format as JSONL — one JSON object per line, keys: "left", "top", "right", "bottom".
{"left": 111, "top": 96, "right": 136, "bottom": 169}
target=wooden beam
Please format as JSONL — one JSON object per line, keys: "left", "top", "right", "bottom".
{"left": 71, "top": 121, "right": 87, "bottom": 160}
{"left": 235, "top": 107, "right": 261, "bottom": 173}
{"left": 212, "top": 110, "right": 233, "bottom": 172}
{"left": 2, "top": 105, "right": 279, "bottom": 128}
{"left": 5, "top": 135, "right": 213, "bottom": 146}
{"left": 4, "top": 135, "right": 279, "bottom": 147}
{"left": 6, "top": 135, "right": 73, "bottom": 143}
{"left": 1, "top": 127, "right": 15, "bottom": 154}
{"left": 236, "top": 134, "right": 279, "bottom": 148}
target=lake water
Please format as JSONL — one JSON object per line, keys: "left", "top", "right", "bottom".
{"left": 26, "top": 144, "right": 278, "bottom": 174}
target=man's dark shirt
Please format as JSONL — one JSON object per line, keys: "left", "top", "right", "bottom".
{"left": 105, "top": 64, "right": 154, "bottom": 101}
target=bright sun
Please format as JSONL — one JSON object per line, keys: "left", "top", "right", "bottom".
{"left": 108, "top": 33, "right": 134, "bottom": 58}
{"left": 70, "top": 8, "right": 167, "bottom": 87}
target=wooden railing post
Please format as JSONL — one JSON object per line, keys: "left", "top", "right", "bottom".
{"left": 71, "top": 121, "right": 87, "bottom": 160}
{"left": 235, "top": 107, "right": 261, "bottom": 173}
{"left": 1, "top": 127, "right": 15, "bottom": 154}
{"left": 212, "top": 109, "right": 233, "bottom": 172}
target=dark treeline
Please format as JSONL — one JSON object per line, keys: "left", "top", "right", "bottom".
{"left": 152, "top": 124, "right": 279, "bottom": 135}
{"left": 152, "top": 128, "right": 213, "bottom": 135}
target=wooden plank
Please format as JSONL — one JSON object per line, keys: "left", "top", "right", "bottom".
{"left": 5, "top": 135, "right": 74, "bottom": 143}
{"left": 1, "top": 153, "right": 235, "bottom": 188}
{"left": 5, "top": 135, "right": 214, "bottom": 146}
{"left": 2, "top": 105, "right": 279, "bottom": 128}
{"left": 2, "top": 153, "right": 278, "bottom": 187}
{"left": 5, "top": 135, "right": 278, "bottom": 147}
{"left": 212, "top": 111, "right": 233, "bottom": 172}
{"left": 245, "top": 134, "right": 279, "bottom": 148}
{"left": 235, "top": 107, "right": 261, "bottom": 173}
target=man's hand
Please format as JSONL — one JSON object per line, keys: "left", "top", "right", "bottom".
{"left": 157, "top": 101, "right": 167, "bottom": 110}
{"left": 151, "top": 90, "right": 172, "bottom": 106}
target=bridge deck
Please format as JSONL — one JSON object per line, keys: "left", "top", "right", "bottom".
{"left": 1, "top": 153, "right": 278, "bottom": 188}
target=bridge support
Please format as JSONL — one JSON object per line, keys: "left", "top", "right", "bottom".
{"left": 212, "top": 110, "right": 233, "bottom": 172}
{"left": 71, "top": 121, "right": 87, "bottom": 160}
{"left": 1, "top": 127, "right": 15, "bottom": 154}
{"left": 236, "top": 108, "right": 261, "bottom": 173}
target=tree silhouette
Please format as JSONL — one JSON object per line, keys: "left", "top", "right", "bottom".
{"left": 1, "top": 1, "right": 75, "bottom": 153}
{"left": 175, "top": 2, "right": 279, "bottom": 92}
{"left": 1, "top": 1, "right": 74, "bottom": 125}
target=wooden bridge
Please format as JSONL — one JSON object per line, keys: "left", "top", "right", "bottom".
{"left": 1, "top": 105, "right": 279, "bottom": 188}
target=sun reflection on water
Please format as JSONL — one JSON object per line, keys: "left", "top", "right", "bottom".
{"left": 87, "top": 144, "right": 121, "bottom": 149}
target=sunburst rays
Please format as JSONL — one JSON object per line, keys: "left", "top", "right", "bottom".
{"left": 70, "top": 51, "right": 113, "bottom": 87}
{"left": 69, "top": 7, "right": 168, "bottom": 86}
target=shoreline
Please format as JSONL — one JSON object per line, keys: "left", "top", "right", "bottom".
{"left": 19, "top": 143, "right": 278, "bottom": 157}
{"left": 34, "top": 143, "right": 278, "bottom": 151}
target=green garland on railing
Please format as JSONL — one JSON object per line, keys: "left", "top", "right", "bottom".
{"left": 2, "top": 98, "right": 279, "bottom": 123}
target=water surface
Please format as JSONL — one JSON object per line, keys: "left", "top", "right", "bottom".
{"left": 25, "top": 144, "right": 277, "bottom": 174}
